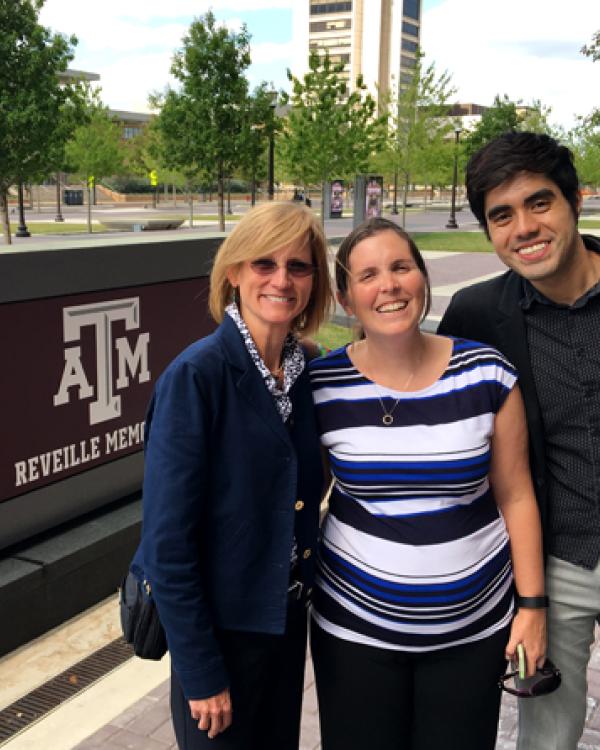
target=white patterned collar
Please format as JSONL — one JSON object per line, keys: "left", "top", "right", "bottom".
{"left": 225, "top": 303, "right": 305, "bottom": 422}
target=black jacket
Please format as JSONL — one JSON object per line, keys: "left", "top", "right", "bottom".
{"left": 438, "top": 233, "right": 600, "bottom": 540}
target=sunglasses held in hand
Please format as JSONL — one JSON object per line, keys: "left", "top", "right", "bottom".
{"left": 499, "top": 658, "right": 562, "bottom": 698}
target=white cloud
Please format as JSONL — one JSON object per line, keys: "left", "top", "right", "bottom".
{"left": 421, "top": 0, "right": 598, "bottom": 128}
{"left": 40, "top": 0, "right": 293, "bottom": 32}
{"left": 96, "top": 52, "right": 178, "bottom": 112}
{"left": 38, "top": 0, "right": 597, "bottom": 130}
{"left": 38, "top": 1, "right": 297, "bottom": 111}
{"left": 250, "top": 41, "right": 294, "bottom": 65}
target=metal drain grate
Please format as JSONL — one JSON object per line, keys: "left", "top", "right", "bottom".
{"left": 0, "top": 637, "right": 134, "bottom": 744}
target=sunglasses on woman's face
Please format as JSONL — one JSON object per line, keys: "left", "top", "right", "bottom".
{"left": 498, "top": 658, "right": 561, "bottom": 698}
{"left": 249, "top": 258, "right": 316, "bottom": 278}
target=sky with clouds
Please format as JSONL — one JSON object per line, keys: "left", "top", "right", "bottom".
{"left": 38, "top": 0, "right": 598, "bottom": 130}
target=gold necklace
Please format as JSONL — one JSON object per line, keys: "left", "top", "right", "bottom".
{"left": 269, "top": 363, "right": 284, "bottom": 385}
{"left": 350, "top": 340, "right": 422, "bottom": 426}
{"left": 374, "top": 368, "right": 416, "bottom": 426}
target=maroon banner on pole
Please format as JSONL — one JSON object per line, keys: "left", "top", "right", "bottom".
{"left": 365, "top": 176, "right": 383, "bottom": 218}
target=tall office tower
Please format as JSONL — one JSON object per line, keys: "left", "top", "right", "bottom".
{"left": 292, "top": 1, "right": 422, "bottom": 105}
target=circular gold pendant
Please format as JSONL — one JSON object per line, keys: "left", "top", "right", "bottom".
{"left": 382, "top": 414, "right": 394, "bottom": 426}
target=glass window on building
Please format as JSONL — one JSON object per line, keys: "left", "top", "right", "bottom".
{"left": 123, "top": 127, "right": 142, "bottom": 139}
{"left": 403, "top": 0, "right": 420, "bottom": 21}
{"left": 311, "top": 36, "right": 351, "bottom": 48}
{"left": 310, "top": 19, "right": 352, "bottom": 31}
{"left": 310, "top": 2, "right": 352, "bottom": 15}
{"left": 400, "top": 71, "right": 414, "bottom": 86}
{"left": 402, "top": 20, "right": 419, "bottom": 36}
{"left": 402, "top": 38, "right": 418, "bottom": 53}
{"left": 328, "top": 53, "right": 350, "bottom": 64}
{"left": 401, "top": 55, "right": 417, "bottom": 69}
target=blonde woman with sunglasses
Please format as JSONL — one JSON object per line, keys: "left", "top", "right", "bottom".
{"left": 131, "top": 202, "right": 332, "bottom": 749}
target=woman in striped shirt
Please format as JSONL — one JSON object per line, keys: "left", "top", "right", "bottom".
{"left": 309, "top": 218, "right": 546, "bottom": 750}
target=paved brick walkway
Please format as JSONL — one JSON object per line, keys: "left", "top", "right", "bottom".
{"left": 72, "top": 632, "right": 600, "bottom": 750}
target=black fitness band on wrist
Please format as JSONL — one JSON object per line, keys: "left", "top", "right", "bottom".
{"left": 515, "top": 595, "right": 549, "bottom": 609}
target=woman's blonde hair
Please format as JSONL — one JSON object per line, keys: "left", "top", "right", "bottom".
{"left": 209, "top": 202, "right": 333, "bottom": 335}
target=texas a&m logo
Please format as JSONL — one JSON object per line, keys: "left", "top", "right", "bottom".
{"left": 53, "top": 298, "right": 150, "bottom": 425}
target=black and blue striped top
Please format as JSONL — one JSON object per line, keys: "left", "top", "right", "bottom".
{"left": 309, "top": 338, "right": 517, "bottom": 651}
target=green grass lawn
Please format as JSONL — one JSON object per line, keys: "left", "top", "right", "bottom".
{"left": 316, "top": 321, "right": 354, "bottom": 351}
{"left": 10, "top": 222, "right": 91, "bottom": 234}
{"left": 8, "top": 215, "right": 243, "bottom": 236}
{"left": 410, "top": 232, "right": 494, "bottom": 253}
{"left": 580, "top": 219, "right": 600, "bottom": 229}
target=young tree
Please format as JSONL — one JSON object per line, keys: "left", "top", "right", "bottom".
{"left": 125, "top": 122, "right": 188, "bottom": 208}
{"left": 47, "top": 80, "right": 97, "bottom": 221}
{"left": 65, "top": 106, "right": 125, "bottom": 232}
{"left": 380, "top": 54, "right": 455, "bottom": 225}
{"left": 463, "top": 95, "right": 522, "bottom": 159}
{"left": 150, "top": 90, "right": 211, "bottom": 226}
{"left": 570, "top": 121, "right": 600, "bottom": 188}
{"left": 238, "top": 84, "right": 278, "bottom": 205}
{"left": 581, "top": 30, "right": 600, "bottom": 62}
{"left": 519, "top": 100, "right": 556, "bottom": 135}
{"left": 464, "top": 95, "right": 560, "bottom": 161}
{"left": 153, "top": 11, "right": 250, "bottom": 231}
{"left": 282, "top": 51, "right": 384, "bottom": 221}
{"left": 0, "top": 0, "right": 78, "bottom": 244}
{"left": 581, "top": 31, "right": 600, "bottom": 126}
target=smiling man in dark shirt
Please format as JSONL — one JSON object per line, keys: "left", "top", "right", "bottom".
{"left": 438, "top": 131, "right": 600, "bottom": 750}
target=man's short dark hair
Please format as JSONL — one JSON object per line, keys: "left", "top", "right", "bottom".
{"left": 466, "top": 132, "right": 580, "bottom": 235}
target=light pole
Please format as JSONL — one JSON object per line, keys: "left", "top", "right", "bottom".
{"left": 16, "top": 181, "right": 31, "bottom": 238}
{"left": 55, "top": 172, "right": 64, "bottom": 222}
{"left": 267, "top": 92, "right": 277, "bottom": 201}
{"left": 391, "top": 168, "right": 399, "bottom": 214}
{"left": 446, "top": 125, "right": 462, "bottom": 229}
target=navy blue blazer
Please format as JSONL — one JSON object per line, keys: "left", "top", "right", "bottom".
{"left": 132, "top": 315, "right": 323, "bottom": 700}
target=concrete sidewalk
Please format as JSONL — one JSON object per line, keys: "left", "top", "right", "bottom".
{"left": 2, "top": 595, "right": 600, "bottom": 750}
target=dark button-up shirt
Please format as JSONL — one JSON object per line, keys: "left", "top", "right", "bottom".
{"left": 520, "top": 243, "right": 600, "bottom": 569}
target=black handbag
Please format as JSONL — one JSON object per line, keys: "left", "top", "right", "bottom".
{"left": 119, "top": 570, "right": 167, "bottom": 660}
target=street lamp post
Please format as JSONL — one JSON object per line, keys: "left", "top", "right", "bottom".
{"left": 391, "top": 168, "right": 399, "bottom": 214}
{"left": 267, "top": 93, "right": 277, "bottom": 201}
{"left": 16, "top": 181, "right": 31, "bottom": 238}
{"left": 267, "top": 127, "right": 275, "bottom": 201}
{"left": 446, "top": 125, "right": 462, "bottom": 230}
{"left": 55, "top": 172, "right": 64, "bottom": 222}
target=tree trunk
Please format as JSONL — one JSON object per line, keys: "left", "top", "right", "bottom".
{"left": 401, "top": 175, "right": 409, "bottom": 228}
{"left": 392, "top": 169, "right": 399, "bottom": 214}
{"left": 188, "top": 182, "right": 194, "bottom": 228}
{"left": 320, "top": 181, "right": 326, "bottom": 227}
{"left": 251, "top": 170, "right": 256, "bottom": 206}
{"left": 227, "top": 179, "right": 232, "bottom": 215}
{"left": 218, "top": 166, "right": 225, "bottom": 232}
{"left": 172, "top": 184, "right": 176, "bottom": 207}
{"left": 0, "top": 188, "right": 12, "bottom": 245}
